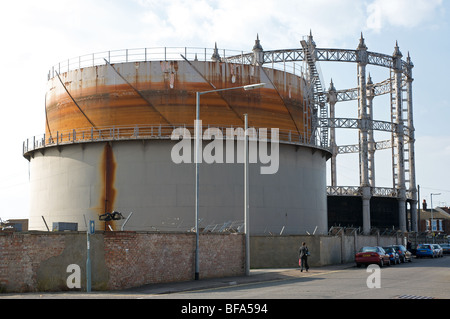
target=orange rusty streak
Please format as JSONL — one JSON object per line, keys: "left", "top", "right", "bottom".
{"left": 100, "top": 142, "right": 117, "bottom": 231}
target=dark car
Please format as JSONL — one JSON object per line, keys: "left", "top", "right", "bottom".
{"left": 440, "top": 243, "right": 450, "bottom": 254}
{"left": 383, "top": 247, "right": 400, "bottom": 265}
{"left": 390, "top": 244, "right": 412, "bottom": 263}
{"left": 355, "top": 246, "right": 391, "bottom": 268}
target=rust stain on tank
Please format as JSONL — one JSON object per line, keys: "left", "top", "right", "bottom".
{"left": 99, "top": 142, "right": 117, "bottom": 231}
{"left": 45, "top": 61, "right": 311, "bottom": 139}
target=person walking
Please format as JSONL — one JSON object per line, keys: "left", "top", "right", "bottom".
{"left": 298, "top": 242, "right": 309, "bottom": 272}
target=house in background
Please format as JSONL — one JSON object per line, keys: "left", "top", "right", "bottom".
{"left": 418, "top": 205, "right": 450, "bottom": 235}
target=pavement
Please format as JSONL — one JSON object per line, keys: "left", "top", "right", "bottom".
{"left": 0, "top": 262, "right": 355, "bottom": 299}
{"left": 128, "top": 263, "right": 355, "bottom": 295}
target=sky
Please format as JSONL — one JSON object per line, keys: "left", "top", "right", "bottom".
{"left": 0, "top": 0, "right": 449, "bottom": 222}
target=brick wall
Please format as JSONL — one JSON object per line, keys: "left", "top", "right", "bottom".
{"left": 0, "top": 232, "right": 66, "bottom": 292}
{"left": 103, "top": 232, "right": 195, "bottom": 289}
{"left": 0, "top": 231, "right": 245, "bottom": 293}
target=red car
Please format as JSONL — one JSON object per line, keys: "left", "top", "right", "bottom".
{"left": 355, "top": 246, "right": 391, "bottom": 268}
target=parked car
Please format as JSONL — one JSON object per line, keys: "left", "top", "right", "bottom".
{"left": 440, "top": 243, "right": 450, "bottom": 254}
{"left": 383, "top": 247, "right": 400, "bottom": 265}
{"left": 432, "top": 244, "right": 444, "bottom": 257}
{"left": 390, "top": 244, "right": 412, "bottom": 262}
{"left": 415, "top": 244, "right": 436, "bottom": 258}
{"left": 355, "top": 246, "right": 391, "bottom": 268}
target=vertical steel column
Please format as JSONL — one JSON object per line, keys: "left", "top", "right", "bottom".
{"left": 393, "top": 42, "right": 407, "bottom": 232}
{"left": 406, "top": 53, "right": 418, "bottom": 232}
{"left": 328, "top": 80, "right": 338, "bottom": 186}
{"left": 367, "top": 75, "right": 376, "bottom": 187}
{"left": 357, "top": 34, "right": 371, "bottom": 234}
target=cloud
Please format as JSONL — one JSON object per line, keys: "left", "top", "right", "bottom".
{"left": 133, "top": 0, "right": 371, "bottom": 49}
{"left": 133, "top": 0, "right": 445, "bottom": 50}
{"left": 366, "top": 0, "right": 444, "bottom": 32}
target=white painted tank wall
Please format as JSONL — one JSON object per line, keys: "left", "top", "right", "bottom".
{"left": 28, "top": 139, "right": 329, "bottom": 235}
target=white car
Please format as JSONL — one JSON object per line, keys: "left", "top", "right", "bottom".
{"left": 432, "top": 244, "right": 444, "bottom": 257}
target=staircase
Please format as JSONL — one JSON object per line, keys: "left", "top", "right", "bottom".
{"left": 300, "top": 39, "right": 328, "bottom": 148}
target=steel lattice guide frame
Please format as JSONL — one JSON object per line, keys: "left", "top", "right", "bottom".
{"left": 227, "top": 33, "right": 417, "bottom": 233}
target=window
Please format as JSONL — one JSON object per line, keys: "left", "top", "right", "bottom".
{"left": 432, "top": 220, "right": 437, "bottom": 232}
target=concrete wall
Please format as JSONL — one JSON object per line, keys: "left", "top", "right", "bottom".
{"left": 0, "top": 231, "right": 244, "bottom": 293}
{"left": 250, "top": 234, "right": 405, "bottom": 268}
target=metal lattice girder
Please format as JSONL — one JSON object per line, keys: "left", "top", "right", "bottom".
{"left": 315, "top": 48, "right": 357, "bottom": 63}
{"left": 327, "top": 186, "right": 411, "bottom": 199}
{"left": 224, "top": 49, "right": 307, "bottom": 65}
{"left": 326, "top": 118, "right": 413, "bottom": 137}
{"left": 316, "top": 49, "right": 395, "bottom": 70}
{"left": 225, "top": 48, "right": 409, "bottom": 74}
{"left": 337, "top": 144, "right": 360, "bottom": 154}
{"left": 371, "top": 120, "right": 395, "bottom": 133}
{"left": 372, "top": 187, "right": 398, "bottom": 198}
{"left": 326, "top": 118, "right": 360, "bottom": 129}
{"left": 337, "top": 140, "right": 392, "bottom": 154}
{"left": 334, "top": 89, "right": 358, "bottom": 102}
{"left": 320, "top": 76, "right": 407, "bottom": 103}
{"left": 367, "top": 52, "right": 394, "bottom": 69}
{"left": 327, "top": 186, "right": 362, "bottom": 196}
{"left": 375, "top": 139, "right": 393, "bottom": 150}
{"left": 264, "top": 49, "right": 305, "bottom": 64}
